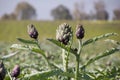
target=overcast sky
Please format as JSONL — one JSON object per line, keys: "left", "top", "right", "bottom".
{"left": 0, "top": 0, "right": 120, "bottom": 20}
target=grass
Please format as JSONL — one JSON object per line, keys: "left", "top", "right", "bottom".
{"left": 0, "top": 20, "right": 120, "bottom": 43}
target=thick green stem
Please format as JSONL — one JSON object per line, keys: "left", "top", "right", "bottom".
{"left": 75, "top": 55, "right": 80, "bottom": 80}
{"left": 62, "top": 49, "right": 69, "bottom": 72}
{"left": 35, "top": 39, "right": 51, "bottom": 69}
{"left": 65, "top": 52, "right": 69, "bottom": 72}
{"left": 36, "top": 39, "right": 41, "bottom": 49}
{"left": 75, "top": 39, "right": 82, "bottom": 80}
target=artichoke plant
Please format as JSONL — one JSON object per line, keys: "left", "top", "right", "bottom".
{"left": 75, "top": 24, "right": 85, "bottom": 39}
{"left": 0, "top": 61, "right": 6, "bottom": 80}
{"left": 11, "top": 65, "right": 20, "bottom": 78}
{"left": 27, "top": 24, "right": 39, "bottom": 39}
{"left": 56, "top": 23, "right": 73, "bottom": 45}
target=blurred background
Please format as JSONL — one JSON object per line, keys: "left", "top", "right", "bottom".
{"left": 0, "top": 0, "right": 120, "bottom": 21}
{"left": 0, "top": 0, "right": 120, "bottom": 43}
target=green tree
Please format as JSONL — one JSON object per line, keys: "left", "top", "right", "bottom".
{"left": 0, "top": 13, "right": 16, "bottom": 20}
{"left": 51, "top": 5, "right": 72, "bottom": 20}
{"left": 0, "top": 14, "right": 10, "bottom": 20}
{"left": 96, "top": 10, "right": 109, "bottom": 20}
{"left": 94, "top": 0, "right": 109, "bottom": 20}
{"left": 14, "top": 2, "right": 36, "bottom": 20}
{"left": 113, "top": 8, "right": 120, "bottom": 20}
{"left": 73, "top": 2, "right": 93, "bottom": 20}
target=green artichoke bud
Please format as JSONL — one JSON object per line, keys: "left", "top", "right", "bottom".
{"left": 27, "top": 24, "right": 38, "bottom": 39}
{"left": 75, "top": 24, "right": 85, "bottom": 39}
{"left": 56, "top": 23, "right": 72, "bottom": 45}
{"left": 0, "top": 61, "right": 6, "bottom": 80}
{"left": 11, "top": 65, "right": 20, "bottom": 78}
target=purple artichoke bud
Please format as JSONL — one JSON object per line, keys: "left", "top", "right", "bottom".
{"left": 0, "top": 61, "right": 6, "bottom": 80}
{"left": 56, "top": 23, "right": 73, "bottom": 45}
{"left": 75, "top": 24, "right": 85, "bottom": 39}
{"left": 27, "top": 24, "right": 38, "bottom": 39}
{"left": 11, "top": 65, "right": 20, "bottom": 78}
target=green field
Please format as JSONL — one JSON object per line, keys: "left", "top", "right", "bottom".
{"left": 0, "top": 20, "right": 120, "bottom": 80}
{"left": 0, "top": 20, "right": 120, "bottom": 43}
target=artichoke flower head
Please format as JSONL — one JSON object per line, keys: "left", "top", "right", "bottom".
{"left": 56, "top": 23, "right": 73, "bottom": 45}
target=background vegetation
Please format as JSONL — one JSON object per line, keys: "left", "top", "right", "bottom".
{"left": 0, "top": 20, "right": 120, "bottom": 43}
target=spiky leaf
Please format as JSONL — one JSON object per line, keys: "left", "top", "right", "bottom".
{"left": 47, "top": 39, "right": 77, "bottom": 56}
{"left": 83, "top": 33, "right": 117, "bottom": 46}
{"left": 31, "top": 48, "right": 46, "bottom": 57}
{"left": 11, "top": 44, "right": 44, "bottom": 56}
{"left": 1, "top": 51, "right": 19, "bottom": 60}
{"left": 11, "top": 44, "right": 30, "bottom": 50}
{"left": 17, "top": 38, "right": 37, "bottom": 44}
{"left": 24, "top": 69, "right": 74, "bottom": 79}
{"left": 81, "top": 47, "right": 119, "bottom": 69}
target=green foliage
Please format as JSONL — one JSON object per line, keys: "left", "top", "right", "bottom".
{"left": 0, "top": 21, "right": 120, "bottom": 80}
{"left": 8, "top": 32, "right": 120, "bottom": 80}
{"left": 0, "top": 51, "right": 19, "bottom": 60}
{"left": 17, "top": 38, "right": 37, "bottom": 45}
{"left": 47, "top": 39, "right": 76, "bottom": 56}
{"left": 24, "top": 69, "right": 74, "bottom": 80}
{"left": 47, "top": 32, "right": 120, "bottom": 80}
{"left": 81, "top": 47, "right": 119, "bottom": 69}
{"left": 83, "top": 33, "right": 118, "bottom": 46}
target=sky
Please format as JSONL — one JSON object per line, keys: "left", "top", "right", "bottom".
{"left": 0, "top": 0, "right": 120, "bottom": 20}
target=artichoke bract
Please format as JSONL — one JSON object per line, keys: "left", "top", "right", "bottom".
{"left": 11, "top": 65, "right": 20, "bottom": 78}
{"left": 75, "top": 24, "right": 85, "bottom": 39}
{"left": 0, "top": 61, "right": 6, "bottom": 80}
{"left": 56, "top": 23, "right": 73, "bottom": 45}
{"left": 27, "top": 24, "right": 38, "bottom": 39}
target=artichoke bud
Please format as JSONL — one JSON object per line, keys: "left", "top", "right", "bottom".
{"left": 11, "top": 65, "right": 20, "bottom": 78}
{"left": 27, "top": 24, "right": 38, "bottom": 39}
{"left": 75, "top": 24, "right": 85, "bottom": 39}
{"left": 56, "top": 23, "right": 72, "bottom": 45}
{"left": 0, "top": 61, "right": 6, "bottom": 80}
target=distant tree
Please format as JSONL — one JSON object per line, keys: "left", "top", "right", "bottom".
{"left": 1, "top": 14, "right": 10, "bottom": 20}
{"left": 1, "top": 13, "right": 16, "bottom": 20}
{"left": 14, "top": 2, "right": 36, "bottom": 20}
{"left": 113, "top": 8, "right": 120, "bottom": 20}
{"left": 73, "top": 2, "right": 92, "bottom": 20}
{"left": 9, "top": 13, "right": 17, "bottom": 20}
{"left": 73, "top": 3, "right": 81, "bottom": 20}
{"left": 96, "top": 10, "right": 109, "bottom": 20}
{"left": 51, "top": 5, "right": 72, "bottom": 20}
{"left": 94, "top": 0, "right": 109, "bottom": 20}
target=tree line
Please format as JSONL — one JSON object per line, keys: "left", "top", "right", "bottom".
{"left": 0, "top": 1, "right": 120, "bottom": 20}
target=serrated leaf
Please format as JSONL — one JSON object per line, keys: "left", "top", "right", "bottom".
{"left": 86, "top": 72, "right": 96, "bottom": 79}
{"left": 17, "top": 38, "right": 37, "bottom": 44}
{"left": 82, "top": 73, "right": 94, "bottom": 80}
{"left": 49, "top": 62, "right": 61, "bottom": 69}
{"left": 95, "top": 69, "right": 105, "bottom": 76}
{"left": 11, "top": 43, "right": 50, "bottom": 67}
{"left": 11, "top": 44, "right": 46, "bottom": 59}
{"left": 31, "top": 48, "right": 51, "bottom": 68}
{"left": 47, "top": 39, "right": 76, "bottom": 56}
{"left": 24, "top": 69, "right": 74, "bottom": 79}
{"left": 81, "top": 47, "right": 119, "bottom": 69}
{"left": 83, "top": 33, "right": 118, "bottom": 46}
{"left": 31, "top": 48, "right": 45, "bottom": 56}
{"left": 11, "top": 44, "right": 29, "bottom": 50}
{"left": 1, "top": 51, "right": 19, "bottom": 60}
